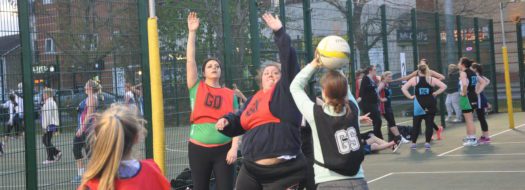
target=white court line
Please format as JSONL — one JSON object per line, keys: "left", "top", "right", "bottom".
{"left": 443, "top": 153, "right": 525, "bottom": 157}
{"left": 488, "top": 141, "right": 525, "bottom": 145}
{"left": 368, "top": 170, "right": 525, "bottom": 183}
{"left": 437, "top": 123, "right": 525, "bottom": 157}
{"left": 367, "top": 172, "right": 393, "bottom": 183}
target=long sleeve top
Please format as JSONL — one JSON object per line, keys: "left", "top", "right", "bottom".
{"left": 41, "top": 98, "right": 59, "bottom": 129}
{"left": 290, "top": 64, "right": 365, "bottom": 184}
{"left": 359, "top": 75, "right": 379, "bottom": 104}
{"left": 219, "top": 28, "right": 302, "bottom": 161}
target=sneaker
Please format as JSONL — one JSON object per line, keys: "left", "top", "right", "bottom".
{"left": 463, "top": 138, "right": 478, "bottom": 146}
{"left": 452, "top": 118, "right": 462, "bottom": 123}
{"left": 410, "top": 144, "right": 417, "bottom": 150}
{"left": 54, "top": 151, "right": 62, "bottom": 161}
{"left": 424, "top": 143, "right": 431, "bottom": 150}
{"left": 400, "top": 137, "right": 410, "bottom": 144}
{"left": 446, "top": 116, "right": 452, "bottom": 122}
{"left": 42, "top": 160, "right": 55, "bottom": 164}
{"left": 71, "top": 175, "right": 82, "bottom": 183}
{"left": 478, "top": 136, "right": 492, "bottom": 144}
{"left": 436, "top": 126, "right": 444, "bottom": 140}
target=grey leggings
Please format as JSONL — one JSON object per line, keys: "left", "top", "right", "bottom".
{"left": 317, "top": 179, "right": 369, "bottom": 190}
{"left": 445, "top": 92, "right": 462, "bottom": 120}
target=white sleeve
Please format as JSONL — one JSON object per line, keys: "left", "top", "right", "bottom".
{"left": 290, "top": 64, "right": 317, "bottom": 124}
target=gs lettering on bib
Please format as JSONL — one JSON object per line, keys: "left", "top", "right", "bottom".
{"left": 191, "top": 81, "right": 234, "bottom": 124}
{"left": 240, "top": 86, "right": 280, "bottom": 130}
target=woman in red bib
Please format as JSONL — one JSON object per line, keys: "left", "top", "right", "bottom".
{"left": 215, "top": 13, "right": 305, "bottom": 189}
{"left": 78, "top": 105, "right": 170, "bottom": 190}
{"left": 185, "top": 12, "right": 240, "bottom": 190}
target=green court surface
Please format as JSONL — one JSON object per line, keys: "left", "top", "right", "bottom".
{"left": 1, "top": 112, "right": 524, "bottom": 189}
{"left": 363, "top": 112, "right": 525, "bottom": 190}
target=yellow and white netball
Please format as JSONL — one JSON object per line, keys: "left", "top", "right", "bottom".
{"left": 316, "top": 35, "right": 351, "bottom": 70}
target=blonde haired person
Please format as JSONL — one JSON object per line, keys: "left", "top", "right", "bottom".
{"left": 41, "top": 88, "right": 62, "bottom": 164}
{"left": 394, "top": 59, "right": 445, "bottom": 82}
{"left": 377, "top": 71, "right": 410, "bottom": 150}
{"left": 401, "top": 62, "right": 447, "bottom": 150}
{"left": 72, "top": 80, "right": 102, "bottom": 183}
{"left": 78, "top": 105, "right": 170, "bottom": 190}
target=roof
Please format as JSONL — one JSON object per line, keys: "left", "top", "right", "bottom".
{"left": 0, "top": 34, "right": 20, "bottom": 56}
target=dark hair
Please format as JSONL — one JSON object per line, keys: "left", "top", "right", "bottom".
{"left": 362, "top": 65, "right": 375, "bottom": 75}
{"left": 9, "top": 94, "right": 17, "bottom": 107}
{"left": 471, "top": 63, "right": 483, "bottom": 77}
{"left": 459, "top": 57, "right": 473, "bottom": 68}
{"left": 320, "top": 70, "right": 350, "bottom": 114}
{"left": 201, "top": 58, "right": 222, "bottom": 77}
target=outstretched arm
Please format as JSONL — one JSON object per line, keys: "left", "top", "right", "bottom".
{"left": 394, "top": 70, "right": 417, "bottom": 82}
{"left": 290, "top": 59, "right": 319, "bottom": 123}
{"left": 186, "top": 12, "right": 200, "bottom": 89}
{"left": 262, "top": 13, "right": 299, "bottom": 86}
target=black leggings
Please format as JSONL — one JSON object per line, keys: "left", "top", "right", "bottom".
{"left": 412, "top": 114, "right": 435, "bottom": 143}
{"left": 476, "top": 108, "right": 488, "bottom": 132}
{"left": 299, "top": 126, "right": 315, "bottom": 190}
{"left": 236, "top": 154, "right": 306, "bottom": 190}
{"left": 42, "top": 131, "right": 60, "bottom": 160}
{"left": 360, "top": 103, "right": 383, "bottom": 139}
{"left": 73, "top": 134, "right": 89, "bottom": 160}
{"left": 188, "top": 142, "right": 233, "bottom": 190}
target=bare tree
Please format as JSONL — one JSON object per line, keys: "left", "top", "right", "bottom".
{"left": 321, "top": 0, "right": 413, "bottom": 67}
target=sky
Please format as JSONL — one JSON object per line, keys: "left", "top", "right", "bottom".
{"left": 0, "top": 0, "right": 19, "bottom": 37}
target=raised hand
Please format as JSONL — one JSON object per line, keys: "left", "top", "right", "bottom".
{"left": 262, "top": 13, "right": 282, "bottom": 32}
{"left": 187, "top": 12, "right": 200, "bottom": 32}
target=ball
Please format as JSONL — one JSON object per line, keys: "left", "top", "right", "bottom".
{"left": 316, "top": 35, "right": 351, "bottom": 70}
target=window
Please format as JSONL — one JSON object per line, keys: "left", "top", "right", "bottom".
{"left": 81, "top": 34, "right": 99, "bottom": 51}
{"left": 44, "top": 38, "right": 55, "bottom": 53}
{"left": 43, "top": 0, "right": 53, "bottom": 5}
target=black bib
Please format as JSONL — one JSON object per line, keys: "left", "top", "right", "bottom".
{"left": 312, "top": 101, "right": 364, "bottom": 176}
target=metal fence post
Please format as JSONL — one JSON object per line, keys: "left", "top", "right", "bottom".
{"left": 516, "top": 20, "right": 525, "bottom": 111}
{"left": 221, "top": 0, "right": 234, "bottom": 86}
{"left": 303, "top": 0, "right": 313, "bottom": 61}
{"left": 249, "top": 0, "right": 261, "bottom": 91}
{"left": 456, "top": 15, "right": 463, "bottom": 58}
{"left": 434, "top": 12, "right": 446, "bottom": 128}
{"left": 474, "top": 18, "right": 481, "bottom": 62}
{"left": 138, "top": 0, "right": 153, "bottom": 158}
{"left": 347, "top": 0, "right": 356, "bottom": 91}
{"left": 303, "top": 0, "right": 314, "bottom": 95}
{"left": 279, "top": 0, "right": 286, "bottom": 28}
{"left": 488, "top": 19, "right": 499, "bottom": 113}
{"left": 411, "top": 8, "right": 418, "bottom": 70}
{"left": 17, "top": 0, "right": 38, "bottom": 188}
{"left": 380, "top": 5, "right": 389, "bottom": 71}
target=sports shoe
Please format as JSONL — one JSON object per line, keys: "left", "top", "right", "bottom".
{"left": 42, "top": 160, "right": 55, "bottom": 164}
{"left": 445, "top": 116, "right": 452, "bottom": 122}
{"left": 452, "top": 118, "right": 462, "bottom": 123}
{"left": 71, "top": 175, "right": 82, "bottom": 183}
{"left": 478, "top": 136, "right": 492, "bottom": 144}
{"left": 462, "top": 137, "right": 478, "bottom": 146}
{"left": 424, "top": 143, "right": 431, "bottom": 150}
{"left": 410, "top": 144, "right": 417, "bottom": 150}
{"left": 436, "top": 125, "right": 444, "bottom": 140}
{"left": 54, "top": 151, "right": 63, "bottom": 161}
{"left": 400, "top": 137, "right": 410, "bottom": 144}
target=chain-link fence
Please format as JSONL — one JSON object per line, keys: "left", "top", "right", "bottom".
{"left": 3, "top": 0, "right": 524, "bottom": 189}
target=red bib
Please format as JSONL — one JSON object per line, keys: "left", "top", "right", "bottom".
{"left": 191, "top": 81, "right": 235, "bottom": 124}
{"left": 240, "top": 86, "right": 280, "bottom": 130}
{"left": 82, "top": 159, "right": 170, "bottom": 190}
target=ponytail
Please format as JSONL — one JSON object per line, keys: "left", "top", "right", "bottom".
{"left": 80, "top": 105, "right": 146, "bottom": 190}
